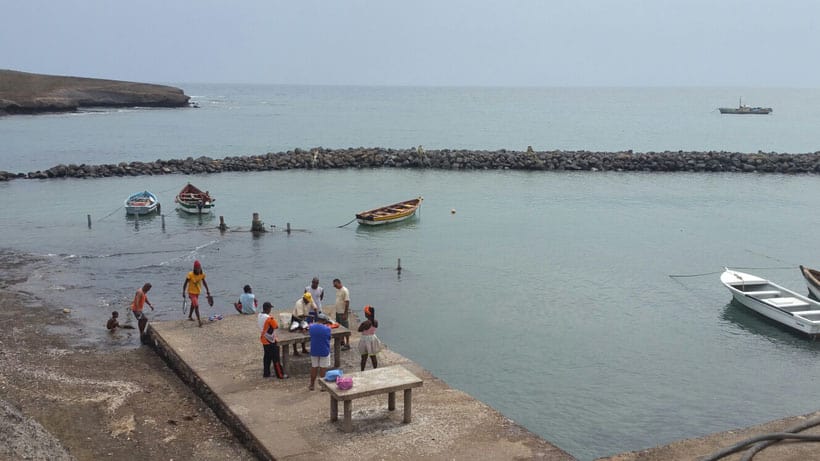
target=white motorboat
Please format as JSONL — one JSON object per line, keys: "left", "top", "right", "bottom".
{"left": 720, "top": 268, "right": 820, "bottom": 338}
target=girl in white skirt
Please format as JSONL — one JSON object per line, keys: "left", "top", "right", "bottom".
{"left": 357, "top": 305, "right": 382, "bottom": 371}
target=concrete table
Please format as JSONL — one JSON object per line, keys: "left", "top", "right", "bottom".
{"left": 318, "top": 365, "right": 423, "bottom": 432}
{"left": 276, "top": 326, "right": 351, "bottom": 376}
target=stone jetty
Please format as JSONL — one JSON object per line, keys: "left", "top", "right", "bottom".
{"left": 0, "top": 69, "right": 190, "bottom": 115}
{"left": 3, "top": 147, "right": 820, "bottom": 181}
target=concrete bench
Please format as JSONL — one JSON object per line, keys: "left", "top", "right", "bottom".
{"left": 317, "top": 365, "right": 423, "bottom": 432}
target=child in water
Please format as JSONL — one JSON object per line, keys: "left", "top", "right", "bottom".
{"left": 357, "top": 305, "right": 382, "bottom": 371}
{"left": 106, "top": 311, "right": 134, "bottom": 331}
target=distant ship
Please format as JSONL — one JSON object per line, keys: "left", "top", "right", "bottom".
{"left": 718, "top": 98, "right": 772, "bottom": 115}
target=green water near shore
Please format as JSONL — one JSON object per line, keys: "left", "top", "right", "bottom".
{"left": 2, "top": 169, "right": 820, "bottom": 460}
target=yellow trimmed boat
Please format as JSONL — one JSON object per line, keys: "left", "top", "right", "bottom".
{"left": 356, "top": 197, "right": 423, "bottom": 226}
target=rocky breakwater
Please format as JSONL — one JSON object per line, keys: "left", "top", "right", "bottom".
{"left": 4, "top": 147, "right": 820, "bottom": 181}
{"left": 0, "top": 69, "right": 190, "bottom": 115}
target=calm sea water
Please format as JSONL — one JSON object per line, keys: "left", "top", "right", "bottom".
{"left": 2, "top": 86, "right": 820, "bottom": 460}
{"left": 4, "top": 85, "right": 820, "bottom": 173}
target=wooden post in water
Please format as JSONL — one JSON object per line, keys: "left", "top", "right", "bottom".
{"left": 397, "top": 258, "right": 402, "bottom": 273}
{"left": 219, "top": 216, "right": 227, "bottom": 232}
{"left": 161, "top": 214, "right": 166, "bottom": 231}
{"left": 286, "top": 222, "right": 291, "bottom": 235}
{"left": 251, "top": 213, "right": 266, "bottom": 233}
{"left": 87, "top": 214, "right": 91, "bottom": 229}
{"left": 134, "top": 213, "right": 139, "bottom": 230}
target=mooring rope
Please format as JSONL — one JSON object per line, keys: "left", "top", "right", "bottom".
{"left": 337, "top": 217, "right": 357, "bottom": 228}
{"left": 97, "top": 205, "right": 124, "bottom": 222}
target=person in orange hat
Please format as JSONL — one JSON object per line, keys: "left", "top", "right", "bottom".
{"left": 183, "top": 260, "right": 210, "bottom": 327}
{"left": 357, "top": 305, "right": 381, "bottom": 371}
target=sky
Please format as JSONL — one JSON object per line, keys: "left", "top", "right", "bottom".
{"left": 2, "top": 0, "right": 818, "bottom": 87}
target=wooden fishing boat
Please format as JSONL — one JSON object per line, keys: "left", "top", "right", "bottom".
{"left": 355, "top": 197, "right": 423, "bottom": 226}
{"left": 799, "top": 265, "right": 820, "bottom": 300}
{"left": 720, "top": 268, "right": 820, "bottom": 338}
{"left": 175, "top": 183, "right": 215, "bottom": 214}
{"left": 124, "top": 190, "right": 160, "bottom": 215}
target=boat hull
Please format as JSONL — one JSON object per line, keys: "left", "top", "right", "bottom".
{"left": 718, "top": 107, "right": 772, "bottom": 114}
{"left": 176, "top": 201, "right": 214, "bottom": 214}
{"left": 125, "top": 204, "right": 159, "bottom": 215}
{"left": 355, "top": 197, "right": 422, "bottom": 226}
{"left": 356, "top": 210, "right": 417, "bottom": 225}
{"left": 721, "top": 269, "right": 820, "bottom": 338}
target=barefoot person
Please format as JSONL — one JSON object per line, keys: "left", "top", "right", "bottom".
{"left": 130, "top": 283, "right": 154, "bottom": 342}
{"left": 183, "top": 260, "right": 210, "bottom": 327}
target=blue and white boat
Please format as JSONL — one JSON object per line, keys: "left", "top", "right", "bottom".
{"left": 124, "top": 190, "right": 160, "bottom": 215}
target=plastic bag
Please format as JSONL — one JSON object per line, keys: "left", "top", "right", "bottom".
{"left": 336, "top": 376, "right": 353, "bottom": 390}
{"left": 324, "top": 369, "right": 343, "bottom": 382}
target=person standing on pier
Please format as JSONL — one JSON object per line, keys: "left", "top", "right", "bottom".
{"left": 130, "top": 283, "right": 154, "bottom": 343}
{"left": 333, "top": 278, "right": 351, "bottom": 350}
{"left": 358, "top": 305, "right": 381, "bottom": 371}
{"left": 260, "top": 302, "right": 286, "bottom": 379}
{"left": 183, "top": 260, "right": 210, "bottom": 327}
{"left": 305, "top": 277, "right": 324, "bottom": 312}
{"left": 308, "top": 313, "right": 332, "bottom": 390}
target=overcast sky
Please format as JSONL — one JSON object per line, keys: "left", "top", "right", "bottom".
{"left": 2, "top": 0, "right": 817, "bottom": 87}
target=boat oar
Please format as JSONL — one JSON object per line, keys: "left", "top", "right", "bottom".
{"left": 337, "top": 217, "right": 357, "bottom": 228}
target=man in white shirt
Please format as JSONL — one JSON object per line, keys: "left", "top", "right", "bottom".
{"left": 305, "top": 277, "right": 324, "bottom": 312}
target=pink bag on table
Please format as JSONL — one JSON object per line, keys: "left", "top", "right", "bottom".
{"left": 336, "top": 376, "right": 353, "bottom": 390}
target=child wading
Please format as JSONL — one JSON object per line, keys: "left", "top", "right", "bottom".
{"left": 358, "top": 305, "right": 382, "bottom": 371}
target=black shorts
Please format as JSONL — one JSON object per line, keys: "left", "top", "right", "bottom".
{"left": 133, "top": 311, "right": 146, "bottom": 321}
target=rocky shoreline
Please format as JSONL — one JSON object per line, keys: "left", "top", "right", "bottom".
{"left": 0, "top": 69, "right": 190, "bottom": 115}
{"left": 3, "top": 147, "right": 820, "bottom": 181}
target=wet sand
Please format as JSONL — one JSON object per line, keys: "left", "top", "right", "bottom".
{"left": 0, "top": 252, "right": 255, "bottom": 460}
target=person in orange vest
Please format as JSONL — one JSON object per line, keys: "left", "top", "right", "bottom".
{"left": 260, "top": 302, "right": 286, "bottom": 379}
{"left": 131, "top": 282, "right": 154, "bottom": 343}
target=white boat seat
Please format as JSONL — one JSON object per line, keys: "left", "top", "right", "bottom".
{"left": 744, "top": 290, "right": 781, "bottom": 298}
{"left": 763, "top": 297, "right": 810, "bottom": 309}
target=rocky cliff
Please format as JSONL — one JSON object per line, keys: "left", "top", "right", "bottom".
{"left": 0, "top": 69, "right": 190, "bottom": 115}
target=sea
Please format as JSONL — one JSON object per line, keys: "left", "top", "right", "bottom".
{"left": 3, "top": 85, "right": 820, "bottom": 460}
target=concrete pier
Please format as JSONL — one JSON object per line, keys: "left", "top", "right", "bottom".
{"left": 146, "top": 314, "right": 574, "bottom": 460}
